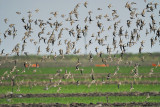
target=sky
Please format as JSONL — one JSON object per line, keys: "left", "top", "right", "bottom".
{"left": 0, "top": 0, "right": 160, "bottom": 56}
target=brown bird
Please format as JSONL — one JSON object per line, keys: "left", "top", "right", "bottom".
{"left": 84, "top": 1, "right": 88, "bottom": 8}
{"left": 4, "top": 18, "right": 8, "bottom": 24}
{"left": 108, "top": 4, "right": 112, "bottom": 9}
{"left": 130, "top": 83, "right": 134, "bottom": 91}
{"left": 16, "top": 12, "right": 21, "bottom": 15}
{"left": 150, "top": 38, "right": 154, "bottom": 48}
{"left": 75, "top": 62, "right": 81, "bottom": 71}
{"left": 35, "top": 9, "right": 39, "bottom": 13}
{"left": 57, "top": 87, "right": 61, "bottom": 93}
{"left": 149, "top": 68, "right": 154, "bottom": 77}
{"left": 37, "top": 46, "right": 41, "bottom": 55}
{"left": 146, "top": 93, "right": 150, "bottom": 99}
{"left": 139, "top": 47, "right": 143, "bottom": 53}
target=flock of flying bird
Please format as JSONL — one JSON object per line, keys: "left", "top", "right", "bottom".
{"left": 0, "top": 0, "right": 160, "bottom": 99}
{"left": 0, "top": 0, "right": 160, "bottom": 57}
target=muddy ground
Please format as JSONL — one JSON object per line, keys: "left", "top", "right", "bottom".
{"left": 1, "top": 102, "right": 160, "bottom": 107}
{"left": 1, "top": 92, "right": 160, "bottom": 98}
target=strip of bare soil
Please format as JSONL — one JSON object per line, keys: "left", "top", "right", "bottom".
{"left": 0, "top": 102, "right": 160, "bottom": 107}
{"left": 1, "top": 92, "right": 160, "bottom": 98}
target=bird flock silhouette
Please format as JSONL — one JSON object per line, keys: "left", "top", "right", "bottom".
{"left": 0, "top": 0, "right": 160, "bottom": 57}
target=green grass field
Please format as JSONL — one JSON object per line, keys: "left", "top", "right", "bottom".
{"left": 1, "top": 66, "right": 160, "bottom": 75}
{"left": 0, "top": 54, "right": 160, "bottom": 105}
{"left": 0, "top": 65, "right": 160, "bottom": 105}
{"left": 0, "top": 84, "right": 160, "bottom": 94}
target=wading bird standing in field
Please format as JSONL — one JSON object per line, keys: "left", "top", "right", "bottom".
{"left": 6, "top": 99, "right": 12, "bottom": 103}
{"left": 90, "top": 68, "right": 94, "bottom": 75}
{"left": 118, "top": 82, "right": 121, "bottom": 89}
{"left": 22, "top": 69, "right": 25, "bottom": 73}
{"left": 106, "top": 96, "right": 109, "bottom": 103}
{"left": 141, "top": 56, "right": 145, "bottom": 62}
{"left": 49, "top": 76, "right": 53, "bottom": 83}
{"left": 44, "top": 85, "right": 49, "bottom": 90}
{"left": 80, "top": 69, "right": 84, "bottom": 75}
{"left": 149, "top": 68, "right": 154, "bottom": 77}
{"left": 16, "top": 85, "right": 20, "bottom": 92}
{"left": 107, "top": 73, "right": 111, "bottom": 80}
{"left": 33, "top": 69, "right": 36, "bottom": 73}
{"left": 76, "top": 80, "right": 80, "bottom": 85}
{"left": 146, "top": 93, "right": 150, "bottom": 99}
{"left": 89, "top": 52, "right": 93, "bottom": 62}
{"left": 57, "top": 87, "right": 61, "bottom": 93}
{"left": 156, "top": 62, "right": 159, "bottom": 68}
{"left": 91, "top": 74, "right": 94, "bottom": 80}
{"left": 101, "top": 77, "right": 105, "bottom": 84}
{"left": 130, "top": 83, "right": 134, "bottom": 91}
{"left": 138, "top": 75, "right": 142, "bottom": 80}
